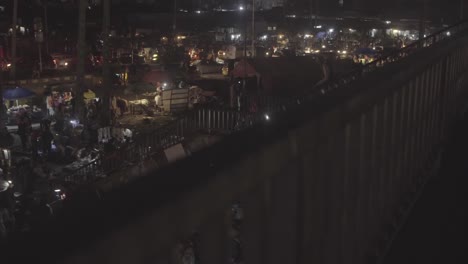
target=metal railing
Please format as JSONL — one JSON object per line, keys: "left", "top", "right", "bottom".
{"left": 63, "top": 105, "right": 282, "bottom": 185}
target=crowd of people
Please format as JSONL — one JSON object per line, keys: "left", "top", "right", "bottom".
{"left": 0, "top": 88, "right": 138, "bottom": 243}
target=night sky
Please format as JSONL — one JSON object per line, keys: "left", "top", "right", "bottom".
{"left": 0, "top": 0, "right": 464, "bottom": 22}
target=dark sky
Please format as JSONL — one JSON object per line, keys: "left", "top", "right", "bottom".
{"left": 0, "top": 0, "right": 463, "bottom": 23}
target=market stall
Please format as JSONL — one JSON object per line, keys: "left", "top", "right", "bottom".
{"left": 3, "top": 86, "right": 43, "bottom": 125}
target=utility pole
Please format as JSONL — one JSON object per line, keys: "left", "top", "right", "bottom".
{"left": 418, "top": 0, "right": 427, "bottom": 45}
{"left": 44, "top": 0, "right": 49, "bottom": 54}
{"left": 10, "top": 0, "right": 18, "bottom": 82}
{"left": 76, "top": 0, "right": 87, "bottom": 120}
{"left": 251, "top": 0, "right": 255, "bottom": 57}
{"left": 315, "top": 0, "right": 319, "bottom": 28}
{"left": 101, "top": 0, "right": 112, "bottom": 127}
{"left": 461, "top": 0, "right": 465, "bottom": 20}
{"left": 0, "top": 60, "right": 3, "bottom": 129}
{"left": 34, "top": 17, "right": 44, "bottom": 73}
{"left": 173, "top": 0, "right": 177, "bottom": 32}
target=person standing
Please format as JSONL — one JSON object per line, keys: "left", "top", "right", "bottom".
{"left": 17, "top": 110, "right": 32, "bottom": 152}
{"left": 154, "top": 82, "right": 163, "bottom": 111}
{"left": 40, "top": 119, "right": 53, "bottom": 157}
{"left": 70, "top": 92, "right": 76, "bottom": 117}
{"left": 314, "top": 56, "right": 334, "bottom": 89}
{"left": 46, "top": 94, "right": 54, "bottom": 117}
{"left": 30, "top": 129, "right": 40, "bottom": 161}
{"left": 116, "top": 97, "right": 127, "bottom": 117}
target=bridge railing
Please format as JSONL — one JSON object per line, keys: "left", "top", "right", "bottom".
{"left": 7, "top": 20, "right": 468, "bottom": 264}
{"left": 315, "top": 20, "right": 468, "bottom": 95}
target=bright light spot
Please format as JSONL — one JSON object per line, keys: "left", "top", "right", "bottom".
{"left": 239, "top": 6, "right": 244, "bottom": 11}
{"left": 385, "top": 20, "right": 391, "bottom": 24}
{"left": 266, "top": 52, "right": 269, "bottom": 56}
{"left": 195, "top": 10, "right": 201, "bottom": 14}
{"left": 231, "top": 34, "right": 241, "bottom": 40}
{"left": 278, "top": 34, "right": 284, "bottom": 39}
{"left": 322, "top": 45, "right": 326, "bottom": 49}
{"left": 265, "top": 114, "right": 270, "bottom": 120}
{"left": 6, "top": 63, "right": 11, "bottom": 67}
{"left": 424, "top": 34, "right": 427, "bottom": 38}
{"left": 392, "top": 29, "right": 400, "bottom": 34}
{"left": 446, "top": 31, "right": 451, "bottom": 36}
{"left": 304, "top": 34, "right": 313, "bottom": 38}
{"left": 54, "top": 189, "right": 61, "bottom": 193}
{"left": 315, "top": 50, "right": 321, "bottom": 53}
{"left": 372, "top": 47, "right": 376, "bottom": 50}
{"left": 7, "top": 181, "right": 12, "bottom": 184}
{"left": 342, "top": 50, "right": 347, "bottom": 54}
{"left": 64, "top": 62, "right": 68, "bottom": 66}
{"left": 314, "top": 25, "right": 322, "bottom": 29}
{"left": 261, "top": 35, "right": 268, "bottom": 40}
{"left": 163, "top": 83, "right": 168, "bottom": 88}
{"left": 329, "top": 28, "right": 334, "bottom": 33}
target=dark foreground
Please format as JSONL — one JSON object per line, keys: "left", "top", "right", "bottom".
{"left": 384, "top": 115, "right": 468, "bottom": 263}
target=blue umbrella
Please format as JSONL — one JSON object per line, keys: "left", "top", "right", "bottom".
{"left": 3, "top": 86, "right": 36, "bottom": 100}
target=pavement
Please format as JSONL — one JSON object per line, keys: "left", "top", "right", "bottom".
{"left": 383, "top": 117, "right": 468, "bottom": 263}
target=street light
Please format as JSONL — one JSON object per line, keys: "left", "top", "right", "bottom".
{"left": 239, "top": 6, "right": 244, "bottom": 11}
